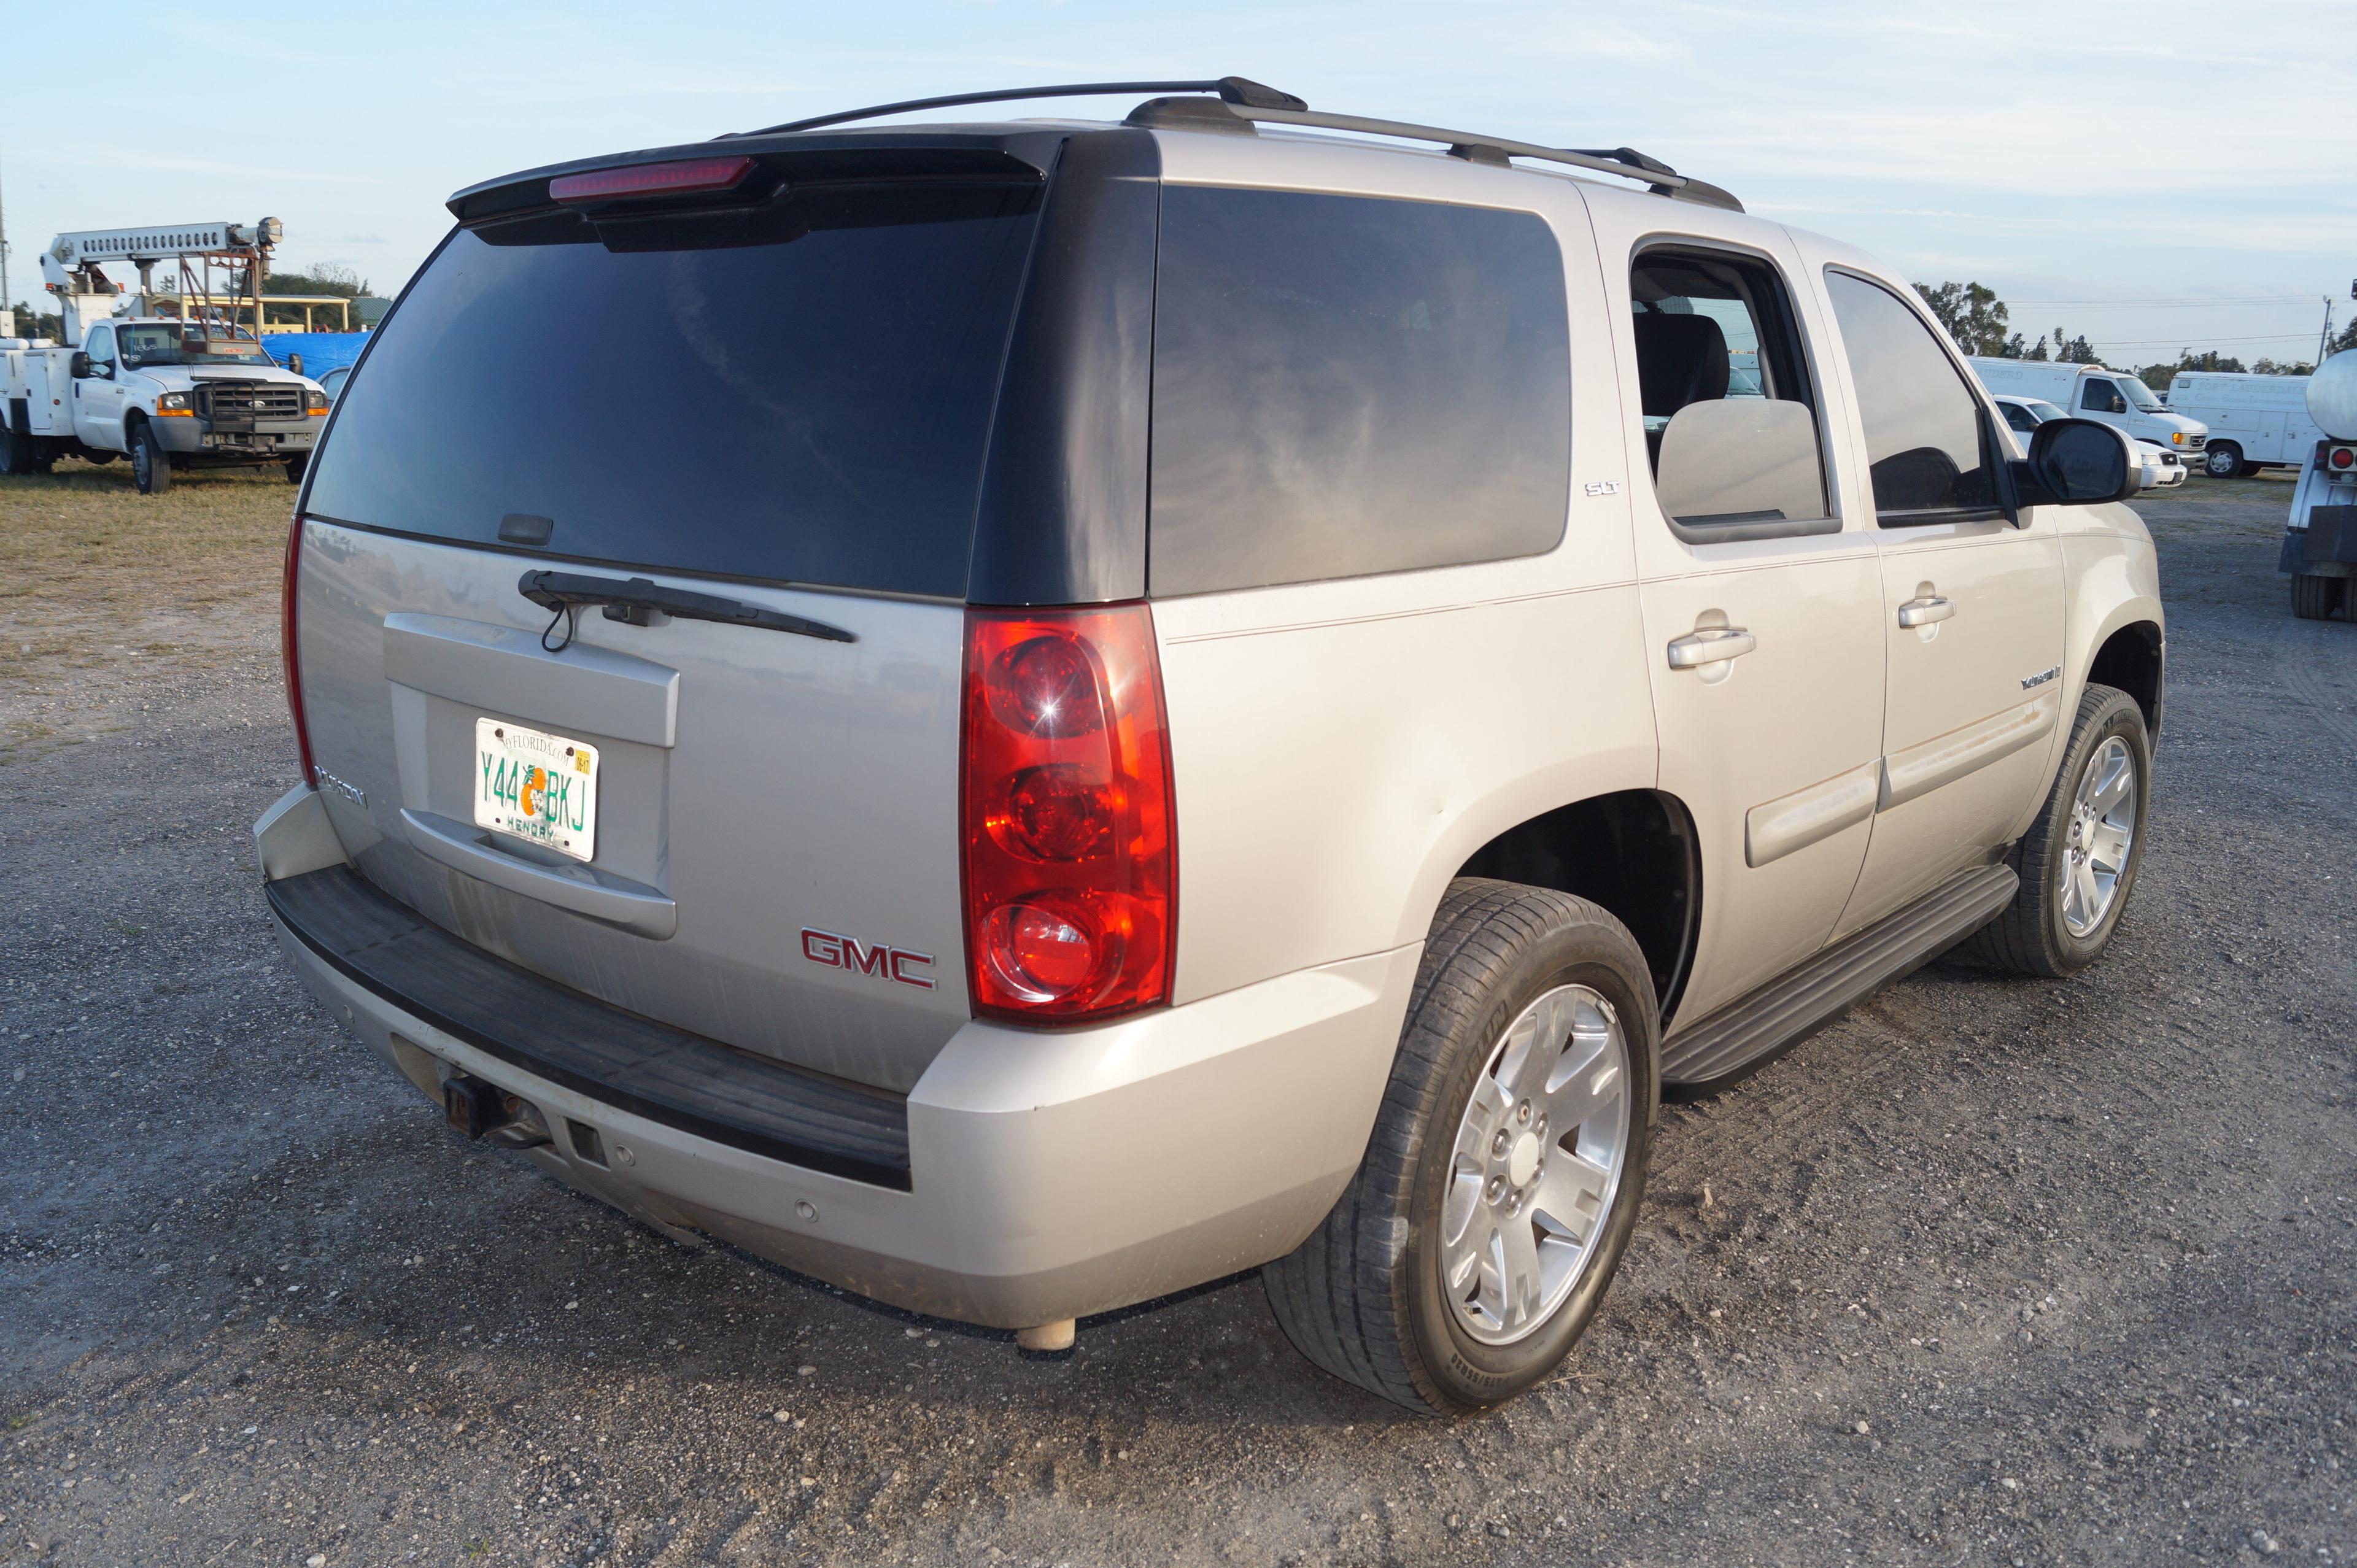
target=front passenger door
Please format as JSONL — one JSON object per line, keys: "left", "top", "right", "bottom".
{"left": 1817, "top": 269, "right": 2066, "bottom": 935}
{"left": 74, "top": 325, "right": 126, "bottom": 449}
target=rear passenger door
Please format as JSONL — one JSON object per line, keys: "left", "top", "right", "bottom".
{"left": 1590, "top": 214, "right": 1886, "bottom": 1025}
{"left": 1812, "top": 265, "right": 2066, "bottom": 935}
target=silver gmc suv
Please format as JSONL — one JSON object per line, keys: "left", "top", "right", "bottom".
{"left": 257, "top": 77, "right": 2164, "bottom": 1414}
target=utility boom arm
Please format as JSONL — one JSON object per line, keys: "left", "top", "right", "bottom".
{"left": 39, "top": 218, "right": 281, "bottom": 284}
{"left": 36, "top": 217, "right": 284, "bottom": 346}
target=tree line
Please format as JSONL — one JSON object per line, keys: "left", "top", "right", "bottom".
{"left": 1913, "top": 280, "right": 2357, "bottom": 390}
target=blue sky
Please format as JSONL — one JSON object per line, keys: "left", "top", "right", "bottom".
{"left": 7, "top": 0, "right": 2350, "bottom": 367}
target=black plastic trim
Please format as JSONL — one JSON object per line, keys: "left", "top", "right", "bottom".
{"left": 267, "top": 867, "right": 913, "bottom": 1189}
{"left": 967, "top": 128, "right": 1161, "bottom": 606}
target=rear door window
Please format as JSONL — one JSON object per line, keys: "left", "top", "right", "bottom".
{"left": 1823, "top": 271, "right": 2001, "bottom": 525}
{"left": 1145, "top": 187, "right": 1570, "bottom": 597}
{"left": 1628, "top": 246, "right": 1828, "bottom": 533}
{"left": 303, "top": 183, "right": 1040, "bottom": 598}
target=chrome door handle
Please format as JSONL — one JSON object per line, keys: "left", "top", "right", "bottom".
{"left": 1666, "top": 627, "right": 1758, "bottom": 669}
{"left": 1897, "top": 595, "right": 1956, "bottom": 628}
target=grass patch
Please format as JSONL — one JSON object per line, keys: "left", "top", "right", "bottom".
{"left": 0, "top": 458, "right": 292, "bottom": 608}
{"left": 0, "top": 460, "right": 293, "bottom": 754}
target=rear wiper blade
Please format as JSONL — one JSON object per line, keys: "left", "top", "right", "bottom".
{"left": 518, "top": 570, "right": 857, "bottom": 645}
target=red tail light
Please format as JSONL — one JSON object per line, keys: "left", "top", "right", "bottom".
{"left": 961, "top": 604, "right": 1175, "bottom": 1022}
{"left": 2331, "top": 445, "right": 2355, "bottom": 470}
{"left": 282, "top": 514, "right": 316, "bottom": 787}
{"left": 550, "top": 156, "right": 754, "bottom": 204}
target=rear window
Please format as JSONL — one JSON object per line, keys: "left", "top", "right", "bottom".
{"left": 1146, "top": 187, "right": 1571, "bottom": 597}
{"left": 304, "top": 183, "right": 1040, "bottom": 598}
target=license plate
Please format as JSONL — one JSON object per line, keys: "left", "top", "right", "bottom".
{"left": 474, "top": 718, "right": 598, "bottom": 862}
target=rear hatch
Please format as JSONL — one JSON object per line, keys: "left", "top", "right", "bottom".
{"left": 290, "top": 137, "right": 1056, "bottom": 1092}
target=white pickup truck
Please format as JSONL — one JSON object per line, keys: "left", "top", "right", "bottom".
{"left": 2, "top": 218, "right": 331, "bottom": 493}
{"left": 1, "top": 320, "right": 329, "bottom": 493}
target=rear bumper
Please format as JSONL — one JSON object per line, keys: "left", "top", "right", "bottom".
{"left": 258, "top": 789, "right": 1417, "bottom": 1329}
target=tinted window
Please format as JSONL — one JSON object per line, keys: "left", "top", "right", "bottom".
{"left": 2001, "top": 401, "right": 2040, "bottom": 433}
{"left": 1824, "top": 271, "right": 1999, "bottom": 523}
{"left": 2081, "top": 379, "right": 2127, "bottom": 414}
{"left": 304, "top": 185, "right": 1039, "bottom": 597}
{"left": 1147, "top": 188, "right": 1569, "bottom": 597}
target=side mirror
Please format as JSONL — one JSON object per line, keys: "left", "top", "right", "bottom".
{"left": 2014, "top": 417, "right": 2137, "bottom": 508}
{"left": 69, "top": 352, "right": 92, "bottom": 378}
{"left": 1654, "top": 399, "right": 1830, "bottom": 531}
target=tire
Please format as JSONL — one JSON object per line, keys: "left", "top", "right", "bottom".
{"left": 2202, "top": 443, "right": 2241, "bottom": 479}
{"left": 130, "top": 423, "right": 171, "bottom": 496}
{"left": 1962, "top": 684, "right": 2151, "bottom": 978}
{"left": 2291, "top": 573, "right": 2342, "bottom": 620}
{"left": 284, "top": 454, "right": 308, "bottom": 485}
{"left": 1263, "top": 879, "right": 1658, "bottom": 1414}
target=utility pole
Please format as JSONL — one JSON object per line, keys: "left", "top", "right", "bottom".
{"left": 2321, "top": 296, "right": 2337, "bottom": 370}
{"left": 0, "top": 157, "right": 11, "bottom": 336}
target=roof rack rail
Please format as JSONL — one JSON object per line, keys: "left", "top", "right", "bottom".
{"left": 735, "top": 76, "right": 1307, "bottom": 137}
{"left": 1175, "top": 102, "right": 1740, "bottom": 211}
{"left": 730, "top": 79, "right": 1740, "bottom": 212}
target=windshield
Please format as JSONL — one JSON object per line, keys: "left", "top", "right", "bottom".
{"left": 117, "top": 323, "right": 267, "bottom": 366}
{"left": 2026, "top": 399, "right": 2066, "bottom": 422}
{"left": 304, "top": 180, "right": 1040, "bottom": 598}
{"left": 2118, "top": 377, "right": 2164, "bottom": 412}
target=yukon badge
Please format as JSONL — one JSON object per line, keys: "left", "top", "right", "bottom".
{"left": 802, "top": 928, "right": 935, "bottom": 990}
{"left": 2021, "top": 666, "right": 2061, "bottom": 690}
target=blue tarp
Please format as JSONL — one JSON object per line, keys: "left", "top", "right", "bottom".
{"left": 260, "top": 331, "right": 370, "bottom": 379}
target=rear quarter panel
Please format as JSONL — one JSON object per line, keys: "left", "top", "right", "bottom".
{"left": 1146, "top": 133, "right": 1654, "bottom": 1006}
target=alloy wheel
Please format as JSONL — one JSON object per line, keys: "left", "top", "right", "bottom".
{"left": 1439, "top": 983, "right": 1631, "bottom": 1345}
{"left": 2058, "top": 735, "right": 2137, "bottom": 937}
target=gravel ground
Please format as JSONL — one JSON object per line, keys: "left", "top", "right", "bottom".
{"left": 1, "top": 476, "right": 2351, "bottom": 1567}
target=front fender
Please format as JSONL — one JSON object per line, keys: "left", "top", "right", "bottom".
{"left": 2025, "top": 522, "right": 2164, "bottom": 842}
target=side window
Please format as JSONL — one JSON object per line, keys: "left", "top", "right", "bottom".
{"left": 1631, "top": 247, "right": 1830, "bottom": 533}
{"left": 1147, "top": 187, "right": 1570, "bottom": 597}
{"left": 84, "top": 326, "right": 115, "bottom": 367}
{"left": 2081, "top": 379, "right": 2126, "bottom": 415}
{"left": 1822, "top": 271, "right": 2000, "bottom": 525}
{"left": 2002, "top": 402, "right": 2040, "bottom": 434}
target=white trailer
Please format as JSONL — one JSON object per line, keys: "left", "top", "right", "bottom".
{"left": 2167, "top": 371, "right": 2324, "bottom": 477}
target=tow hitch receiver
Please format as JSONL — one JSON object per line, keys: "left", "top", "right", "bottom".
{"left": 443, "top": 1073, "right": 509, "bottom": 1139}
{"left": 442, "top": 1073, "right": 557, "bottom": 1149}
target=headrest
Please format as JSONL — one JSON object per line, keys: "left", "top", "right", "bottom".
{"left": 1633, "top": 312, "right": 1732, "bottom": 418}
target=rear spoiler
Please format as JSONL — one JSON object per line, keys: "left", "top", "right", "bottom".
{"left": 447, "top": 131, "right": 1057, "bottom": 228}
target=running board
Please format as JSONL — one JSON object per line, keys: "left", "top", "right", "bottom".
{"left": 1659, "top": 863, "right": 2019, "bottom": 1097}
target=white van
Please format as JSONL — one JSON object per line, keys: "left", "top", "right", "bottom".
{"left": 2167, "top": 371, "right": 2322, "bottom": 477}
{"left": 1970, "top": 358, "right": 2207, "bottom": 462}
